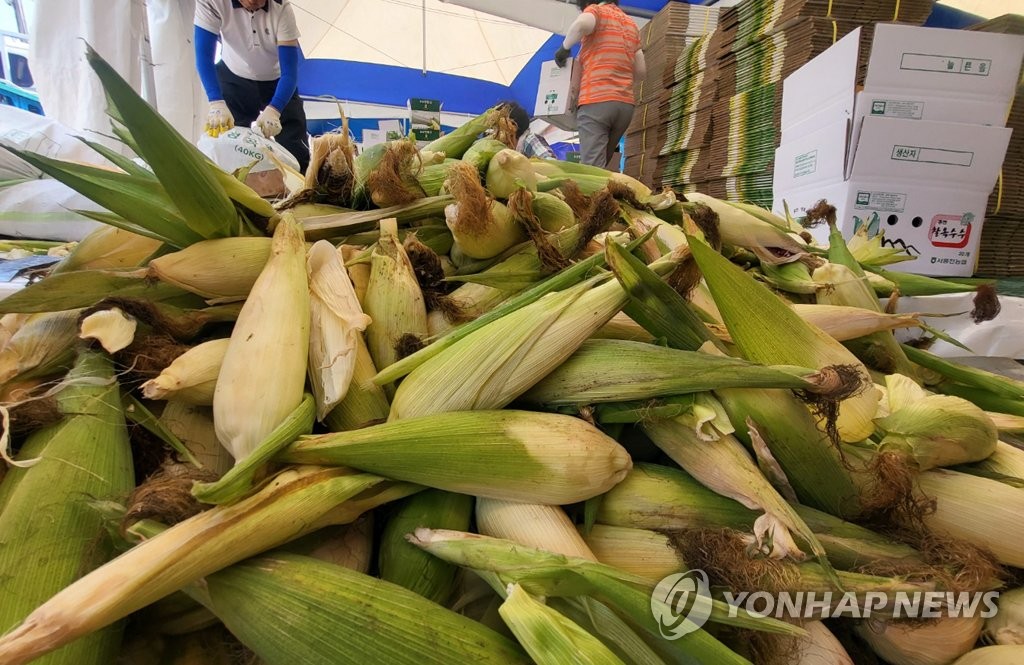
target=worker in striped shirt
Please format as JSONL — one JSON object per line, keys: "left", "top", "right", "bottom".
{"left": 556, "top": 0, "right": 645, "bottom": 168}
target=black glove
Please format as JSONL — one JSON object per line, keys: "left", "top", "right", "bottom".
{"left": 554, "top": 47, "right": 571, "bottom": 68}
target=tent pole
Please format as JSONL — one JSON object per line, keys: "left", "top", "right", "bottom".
{"left": 422, "top": 0, "right": 427, "bottom": 75}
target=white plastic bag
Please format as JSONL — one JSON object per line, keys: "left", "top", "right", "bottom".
{"left": 0, "top": 106, "right": 114, "bottom": 180}
{"left": 0, "top": 179, "right": 104, "bottom": 241}
{"left": 197, "top": 127, "right": 300, "bottom": 197}
{"left": 197, "top": 127, "right": 300, "bottom": 175}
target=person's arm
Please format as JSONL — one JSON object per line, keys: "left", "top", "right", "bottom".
{"left": 555, "top": 10, "right": 596, "bottom": 66}
{"left": 269, "top": 40, "right": 299, "bottom": 112}
{"left": 562, "top": 12, "right": 596, "bottom": 50}
{"left": 194, "top": 25, "right": 222, "bottom": 101}
{"left": 255, "top": 3, "right": 302, "bottom": 138}
{"left": 633, "top": 49, "right": 647, "bottom": 81}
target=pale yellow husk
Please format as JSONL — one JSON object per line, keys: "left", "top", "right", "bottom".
{"left": 855, "top": 616, "right": 984, "bottom": 665}
{"left": 984, "top": 587, "right": 1024, "bottom": 646}
{"left": 78, "top": 307, "right": 137, "bottom": 353}
{"left": 364, "top": 218, "right": 428, "bottom": 376}
{"left": 213, "top": 215, "right": 309, "bottom": 462}
{"left": 141, "top": 338, "right": 229, "bottom": 405}
{"left": 306, "top": 241, "right": 372, "bottom": 420}
{"left": 476, "top": 498, "right": 596, "bottom": 560}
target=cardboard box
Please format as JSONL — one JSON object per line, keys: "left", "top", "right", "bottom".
{"left": 775, "top": 116, "right": 1012, "bottom": 276}
{"left": 773, "top": 25, "right": 1024, "bottom": 276}
{"left": 534, "top": 58, "right": 578, "bottom": 132}
{"left": 781, "top": 24, "right": 1024, "bottom": 138}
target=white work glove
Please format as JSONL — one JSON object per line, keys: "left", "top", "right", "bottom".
{"left": 253, "top": 105, "right": 283, "bottom": 139}
{"left": 205, "top": 100, "right": 235, "bottom": 138}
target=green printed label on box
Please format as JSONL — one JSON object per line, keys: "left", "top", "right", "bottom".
{"left": 853, "top": 190, "right": 907, "bottom": 213}
{"left": 409, "top": 98, "right": 442, "bottom": 113}
{"left": 891, "top": 145, "right": 973, "bottom": 166}
{"left": 869, "top": 99, "right": 924, "bottom": 119}
{"left": 793, "top": 150, "right": 817, "bottom": 177}
{"left": 899, "top": 53, "right": 991, "bottom": 76}
{"left": 411, "top": 128, "right": 441, "bottom": 141}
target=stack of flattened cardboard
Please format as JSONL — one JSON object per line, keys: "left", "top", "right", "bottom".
{"left": 971, "top": 14, "right": 1024, "bottom": 277}
{"left": 655, "top": 32, "right": 722, "bottom": 193}
{"left": 685, "top": 0, "right": 914, "bottom": 207}
{"left": 623, "top": 3, "right": 720, "bottom": 187}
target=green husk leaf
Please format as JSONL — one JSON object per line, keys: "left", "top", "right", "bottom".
{"left": 192, "top": 394, "right": 316, "bottom": 505}
{"left": 605, "top": 241, "right": 721, "bottom": 352}
{"left": 1, "top": 146, "right": 202, "bottom": 248}
{"left": 85, "top": 44, "right": 241, "bottom": 239}
{"left": 0, "top": 269, "right": 190, "bottom": 314}
{"left": 122, "top": 394, "right": 201, "bottom": 468}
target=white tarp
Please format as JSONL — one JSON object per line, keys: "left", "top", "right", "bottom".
{"left": 28, "top": 0, "right": 152, "bottom": 155}
{"left": 291, "top": 0, "right": 553, "bottom": 85}
{"left": 27, "top": 0, "right": 204, "bottom": 148}
{"left": 147, "top": 0, "right": 206, "bottom": 143}
{"left": 896, "top": 293, "right": 1024, "bottom": 360}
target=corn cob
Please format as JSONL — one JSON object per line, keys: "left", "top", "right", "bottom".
{"left": 281, "top": 410, "right": 631, "bottom": 504}
{"left": 364, "top": 218, "right": 428, "bottom": 378}
{"left": 147, "top": 237, "right": 272, "bottom": 302}
{"left": 0, "top": 467, "right": 418, "bottom": 665}
{"left": 140, "top": 338, "right": 228, "bottom": 405}
{"left": 379, "top": 489, "right": 474, "bottom": 603}
{"left": 0, "top": 349, "right": 134, "bottom": 665}
{"left": 307, "top": 240, "right": 372, "bottom": 420}
{"left": 213, "top": 214, "right": 309, "bottom": 462}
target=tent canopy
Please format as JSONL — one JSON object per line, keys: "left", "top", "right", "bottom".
{"left": 293, "top": 0, "right": 998, "bottom": 125}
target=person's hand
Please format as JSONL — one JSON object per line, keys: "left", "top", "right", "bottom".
{"left": 554, "top": 47, "right": 571, "bottom": 68}
{"left": 254, "top": 105, "right": 283, "bottom": 138}
{"left": 205, "top": 100, "right": 234, "bottom": 137}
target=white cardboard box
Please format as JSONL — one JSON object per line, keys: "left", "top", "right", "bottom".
{"left": 773, "top": 24, "right": 1024, "bottom": 277}
{"left": 774, "top": 116, "right": 1012, "bottom": 277}
{"left": 534, "top": 58, "right": 578, "bottom": 132}
{"left": 782, "top": 24, "right": 1024, "bottom": 138}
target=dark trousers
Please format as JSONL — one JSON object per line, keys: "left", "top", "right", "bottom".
{"left": 216, "top": 61, "right": 310, "bottom": 173}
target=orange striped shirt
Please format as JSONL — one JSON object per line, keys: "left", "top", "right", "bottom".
{"left": 578, "top": 3, "right": 641, "bottom": 106}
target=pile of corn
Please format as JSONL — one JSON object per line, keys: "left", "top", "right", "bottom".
{"left": 1, "top": 47, "right": 1024, "bottom": 665}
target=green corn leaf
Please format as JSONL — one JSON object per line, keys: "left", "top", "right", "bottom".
{"left": 72, "top": 209, "right": 191, "bottom": 246}
{"left": 2, "top": 146, "right": 203, "bottom": 248}
{"left": 123, "top": 394, "right": 202, "bottom": 468}
{"left": 0, "top": 269, "right": 189, "bottom": 314}
{"left": 604, "top": 241, "right": 718, "bottom": 352}
{"left": 75, "top": 137, "right": 155, "bottom": 179}
{"left": 85, "top": 44, "right": 241, "bottom": 239}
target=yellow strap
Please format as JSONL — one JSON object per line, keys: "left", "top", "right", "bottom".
{"left": 826, "top": 0, "right": 837, "bottom": 44}
{"left": 640, "top": 153, "right": 646, "bottom": 177}
{"left": 994, "top": 170, "right": 1003, "bottom": 215}
{"left": 702, "top": 6, "right": 710, "bottom": 35}
{"left": 892, "top": 0, "right": 901, "bottom": 22}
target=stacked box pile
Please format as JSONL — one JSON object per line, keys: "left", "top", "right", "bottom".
{"left": 972, "top": 14, "right": 1024, "bottom": 277}
{"left": 642, "top": 0, "right": 934, "bottom": 205}
{"left": 623, "top": 3, "right": 720, "bottom": 187}
{"left": 655, "top": 31, "right": 724, "bottom": 194}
